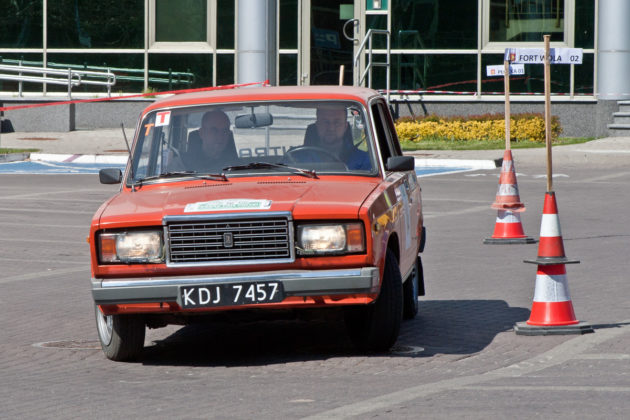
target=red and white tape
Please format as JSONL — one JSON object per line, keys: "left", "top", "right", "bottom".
{"left": 0, "top": 80, "right": 269, "bottom": 113}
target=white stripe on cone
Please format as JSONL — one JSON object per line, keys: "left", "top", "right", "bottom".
{"left": 533, "top": 272, "right": 571, "bottom": 302}
{"left": 496, "top": 210, "right": 521, "bottom": 224}
{"left": 498, "top": 184, "right": 519, "bottom": 196}
{"left": 540, "top": 213, "right": 562, "bottom": 237}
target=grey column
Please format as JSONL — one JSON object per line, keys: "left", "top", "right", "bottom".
{"left": 597, "top": 0, "right": 630, "bottom": 99}
{"left": 236, "top": 0, "right": 277, "bottom": 86}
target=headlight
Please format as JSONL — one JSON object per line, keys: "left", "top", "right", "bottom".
{"left": 98, "top": 230, "right": 164, "bottom": 263}
{"left": 297, "top": 223, "right": 365, "bottom": 255}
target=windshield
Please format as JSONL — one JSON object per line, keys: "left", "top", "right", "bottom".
{"left": 128, "top": 100, "right": 376, "bottom": 184}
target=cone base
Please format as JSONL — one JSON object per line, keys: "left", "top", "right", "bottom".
{"left": 484, "top": 236, "right": 536, "bottom": 245}
{"left": 514, "top": 321, "right": 593, "bottom": 336}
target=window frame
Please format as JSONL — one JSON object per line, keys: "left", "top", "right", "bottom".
{"left": 149, "top": 0, "right": 215, "bottom": 52}
{"left": 482, "top": 0, "right": 575, "bottom": 50}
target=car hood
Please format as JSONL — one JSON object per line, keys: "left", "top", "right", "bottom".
{"left": 97, "top": 178, "right": 380, "bottom": 228}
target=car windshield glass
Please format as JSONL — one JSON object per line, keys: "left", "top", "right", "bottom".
{"left": 128, "top": 100, "right": 376, "bottom": 183}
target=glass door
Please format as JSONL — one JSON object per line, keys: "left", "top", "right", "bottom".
{"left": 300, "top": 1, "right": 358, "bottom": 85}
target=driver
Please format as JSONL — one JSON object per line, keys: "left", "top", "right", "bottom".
{"left": 303, "top": 104, "right": 370, "bottom": 170}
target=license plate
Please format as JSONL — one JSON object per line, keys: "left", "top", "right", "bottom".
{"left": 180, "top": 282, "right": 284, "bottom": 309}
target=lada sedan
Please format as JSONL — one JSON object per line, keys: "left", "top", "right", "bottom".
{"left": 90, "top": 86, "right": 425, "bottom": 361}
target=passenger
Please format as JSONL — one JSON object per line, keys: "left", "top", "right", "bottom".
{"left": 183, "top": 110, "right": 238, "bottom": 171}
{"left": 303, "top": 105, "right": 370, "bottom": 170}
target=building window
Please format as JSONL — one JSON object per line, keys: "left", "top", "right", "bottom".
{"left": 0, "top": 1, "right": 43, "bottom": 48}
{"left": 485, "top": 0, "right": 570, "bottom": 47}
{"left": 150, "top": 0, "right": 212, "bottom": 50}
{"left": 47, "top": 0, "right": 144, "bottom": 49}
{"left": 390, "top": 0, "right": 477, "bottom": 50}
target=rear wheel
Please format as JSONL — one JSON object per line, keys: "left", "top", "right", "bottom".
{"left": 403, "top": 256, "right": 423, "bottom": 319}
{"left": 95, "top": 305, "right": 145, "bottom": 361}
{"left": 345, "top": 249, "right": 403, "bottom": 351}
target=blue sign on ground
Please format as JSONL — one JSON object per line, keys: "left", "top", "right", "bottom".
{"left": 0, "top": 161, "right": 126, "bottom": 174}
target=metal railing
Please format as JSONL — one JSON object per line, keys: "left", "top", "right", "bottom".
{"left": 0, "top": 62, "right": 116, "bottom": 98}
{"left": 1, "top": 58, "right": 195, "bottom": 90}
{"left": 353, "top": 29, "right": 391, "bottom": 104}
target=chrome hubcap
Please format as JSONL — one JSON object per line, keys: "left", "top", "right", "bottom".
{"left": 95, "top": 306, "right": 113, "bottom": 346}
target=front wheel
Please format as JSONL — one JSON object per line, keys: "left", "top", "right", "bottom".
{"left": 95, "top": 305, "right": 145, "bottom": 361}
{"left": 344, "top": 249, "right": 403, "bottom": 352}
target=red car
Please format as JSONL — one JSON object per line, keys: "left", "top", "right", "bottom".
{"left": 90, "top": 86, "right": 425, "bottom": 361}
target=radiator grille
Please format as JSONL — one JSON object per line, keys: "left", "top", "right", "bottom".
{"left": 167, "top": 217, "right": 291, "bottom": 264}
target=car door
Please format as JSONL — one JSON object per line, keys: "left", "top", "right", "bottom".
{"left": 371, "top": 99, "right": 421, "bottom": 277}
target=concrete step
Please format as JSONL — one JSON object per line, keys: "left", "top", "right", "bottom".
{"left": 617, "top": 101, "right": 630, "bottom": 112}
{"left": 612, "top": 112, "right": 630, "bottom": 124}
{"left": 608, "top": 123, "right": 630, "bottom": 137}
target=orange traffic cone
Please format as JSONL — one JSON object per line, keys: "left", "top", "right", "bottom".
{"left": 492, "top": 150, "right": 525, "bottom": 211}
{"left": 484, "top": 210, "right": 536, "bottom": 244}
{"left": 515, "top": 191, "right": 593, "bottom": 335}
{"left": 484, "top": 150, "right": 534, "bottom": 244}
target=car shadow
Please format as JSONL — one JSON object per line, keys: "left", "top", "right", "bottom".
{"left": 140, "top": 299, "right": 530, "bottom": 367}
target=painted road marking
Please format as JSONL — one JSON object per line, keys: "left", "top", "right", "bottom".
{"left": 0, "top": 160, "right": 126, "bottom": 174}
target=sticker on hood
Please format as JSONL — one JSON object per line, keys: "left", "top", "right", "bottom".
{"left": 184, "top": 199, "right": 272, "bottom": 212}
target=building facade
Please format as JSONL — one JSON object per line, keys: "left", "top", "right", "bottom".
{"left": 1, "top": 1, "right": 627, "bottom": 136}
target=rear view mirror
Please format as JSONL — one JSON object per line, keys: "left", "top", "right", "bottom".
{"left": 235, "top": 112, "right": 273, "bottom": 128}
{"left": 99, "top": 168, "right": 122, "bottom": 184}
{"left": 386, "top": 156, "right": 415, "bottom": 172}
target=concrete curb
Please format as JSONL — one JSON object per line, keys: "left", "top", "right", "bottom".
{"left": 29, "top": 153, "right": 128, "bottom": 164}
{"left": 414, "top": 158, "right": 499, "bottom": 170}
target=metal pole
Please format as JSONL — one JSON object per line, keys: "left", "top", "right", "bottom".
{"left": 504, "top": 60, "right": 511, "bottom": 150}
{"left": 368, "top": 35, "right": 373, "bottom": 88}
{"left": 339, "top": 65, "right": 345, "bottom": 86}
{"left": 544, "top": 34, "right": 553, "bottom": 192}
{"left": 386, "top": 30, "right": 390, "bottom": 104}
{"left": 18, "top": 59, "right": 23, "bottom": 97}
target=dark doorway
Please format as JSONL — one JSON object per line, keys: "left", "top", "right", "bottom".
{"left": 310, "top": 1, "right": 354, "bottom": 85}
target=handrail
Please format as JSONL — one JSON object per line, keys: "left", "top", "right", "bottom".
{"left": 0, "top": 62, "right": 116, "bottom": 98}
{"left": 353, "top": 29, "right": 391, "bottom": 104}
{"left": 1, "top": 58, "right": 195, "bottom": 88}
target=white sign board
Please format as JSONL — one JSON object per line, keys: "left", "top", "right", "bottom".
{"left": 505, "top": 48, "right": 583, "bottom": 65}
{"left": 486, "top": 63, "right": 525, "bottom": 77}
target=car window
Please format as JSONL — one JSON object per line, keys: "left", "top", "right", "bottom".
{"left": 371, "top": 101, "right": 394, "bottom": 165}
{"left": 128, "top": 100, "right": 378, "bottom": 183}
{"left": 379, "top": 102, "right": 403, "bottom": 156}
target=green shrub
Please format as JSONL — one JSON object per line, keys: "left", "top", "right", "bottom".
{"left": 395, "top": 113, "right": 562, "bottom": 143}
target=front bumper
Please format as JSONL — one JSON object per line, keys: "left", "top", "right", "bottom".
{"left": 92, "top": 267, "right": 380, "bottom": 306}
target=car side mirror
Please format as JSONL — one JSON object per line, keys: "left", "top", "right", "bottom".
{"left": 386, "top": 156, "right": 415, "bottom": 172}
{"left": 99, "top": 168, "right": 122, "bottom": 184}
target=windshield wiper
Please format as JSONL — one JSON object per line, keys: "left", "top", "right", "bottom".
{"left": 133, "top": 171, "right": 228, "bottom": 186}
{"left": 222, "top": 162, "right": 318, "bottom": 179}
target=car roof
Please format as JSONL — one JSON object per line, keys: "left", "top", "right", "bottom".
{"left": 142, "top": 85, "right": 382, "bottom": 115}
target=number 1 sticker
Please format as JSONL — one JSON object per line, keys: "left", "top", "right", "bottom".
{"left": 155, "top": 111, "right": 171, "bottom": 127}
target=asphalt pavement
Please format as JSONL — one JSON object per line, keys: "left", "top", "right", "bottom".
{"left": 1, "top": 129, "right": 629, "bottom": 418}
{"left": 1, "top": 159, "right": 629, "bottom": 419}
{"left": 1, "top": 128, "right": 630, "bottom": 168}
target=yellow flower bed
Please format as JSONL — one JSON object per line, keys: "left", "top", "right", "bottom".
{"left": 395, "top": 114, "right": 562, "bottom": 143}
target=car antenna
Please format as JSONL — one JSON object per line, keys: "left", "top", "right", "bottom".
{"left": 121, "top": 122, "right": 136, "bottom": 191}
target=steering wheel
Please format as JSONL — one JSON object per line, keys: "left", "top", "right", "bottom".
{"left": 284, "top": 146, "right": 346, "bottom": 167}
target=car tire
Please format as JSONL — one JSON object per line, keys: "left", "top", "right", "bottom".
{"left": 95, "top": 305, "right": 145, "bottom": 361}
{"left": 403, "top": 256, "right": 423, "bottom": 319}
{"left": 344, "top": 248, "right": 403, "bottom": 352}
